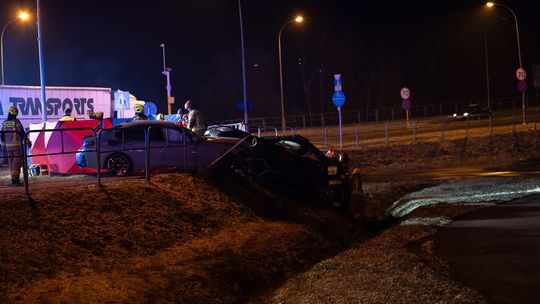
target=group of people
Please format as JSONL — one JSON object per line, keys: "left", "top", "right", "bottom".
{"left": 131, "top": 99, "right": 205, "bottom": 136}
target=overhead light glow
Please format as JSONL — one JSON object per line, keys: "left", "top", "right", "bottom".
{"left": 486, "top": 2, "right": 495, "bottom": 8}
{"left": 295, "top": 16, "right": 304, "bottom": 23}
{"left": 18, "top": 11, "right": 30, "bottom": 21}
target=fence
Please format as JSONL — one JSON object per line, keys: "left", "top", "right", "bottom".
{"left": 2, "top": 124, "right": 244, "bottom": 198}
{"left": 210, "top": 95, "right": 540, "bottom": 132}
{"left": 284, "top": 109, "right": 540, "bottom": 150}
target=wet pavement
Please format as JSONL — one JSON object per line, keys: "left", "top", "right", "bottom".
{"left": 437, "top": 194, "right": 540, "bottom": 304}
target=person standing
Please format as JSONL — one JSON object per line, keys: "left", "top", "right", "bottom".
{"left": 132, "top": 104, "right": 148, "bottom": 121}
{"left": 59, "top": 108, "right": 76, "bottom": 121}
{"left": 184, "top": 99, "right": 206, "bottom": 136}
{"left": 1, "top": 106, "right": 30, "bottom": 186}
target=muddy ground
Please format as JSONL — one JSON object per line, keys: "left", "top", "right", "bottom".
{"left": 0, "top": 130, "right": 539, "bottom": 303}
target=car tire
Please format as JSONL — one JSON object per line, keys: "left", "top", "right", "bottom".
{"left": 105, "top": 153, "right": 133, "bottom": 176}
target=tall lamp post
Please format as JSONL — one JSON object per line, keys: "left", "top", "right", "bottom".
{"left": 160, "top": 43, "right": 173, "bottom": 115}
{"left": 486, "top": 2, "right": 526, "bottom": 124}
{"left": 238, "top": 0, "right": 248, "bottom": 132}
{"left": 1, "top": 11, "right": 30, "bottom": 85}
{"left": 37, "top": 0, "right": 47, "bottom": 122}
{"left": 278, "top": 15, "right": 303, "bottom": 133}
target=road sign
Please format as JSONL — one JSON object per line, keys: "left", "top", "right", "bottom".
{"left": 400, "top": 87, "right": 411, "bottom": 100}
{"left": 144, "top": 102, "right": 157, "bottom": 116}
{"left": 518, "top": 80, "right": 528, "bottom": 93}
{"left": 334, "top": 74, "right": 342, "bottom": 92}
{"left": 516, "top": 67, "right": 527, "bottom": 81}
{"left": 332, "top": 91, "right": 346, "bottom": 107}
{"left": 402, "top": 99, "right": 411, "bottom": 111}
{"left": 236, "top": 100, "right": 253, "bottom": 111}
{"left": 114, "top": 90, "right": 130, "bottom": 110}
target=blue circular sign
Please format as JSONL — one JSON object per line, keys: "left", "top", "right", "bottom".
{"left": 144, "top": 102, "right": 158, "bottom": 116}
{"left": 517, "top": 80, "right": 528, "bottom": 93}
{"left": 332, "top": 91, "right": 346, "bottom": 107}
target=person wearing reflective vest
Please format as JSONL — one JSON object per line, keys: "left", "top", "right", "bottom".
{"left": 1, "top": 106, "right": 30, "bottom": 186}
{"left": 184, "top": 99, "right": 206, "bottom": 136}
{"left": 59, "top": 108, "right": 76, "bottom": 121}
{"left": 132, "top": 104, "right": 148, "bottom": 121}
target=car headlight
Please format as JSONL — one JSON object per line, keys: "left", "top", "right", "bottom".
{"left": 463, "top": 112, "right": 469, "bottom": 117}
{"left": 453, "top": 113, "right": 457, "bottom": 117}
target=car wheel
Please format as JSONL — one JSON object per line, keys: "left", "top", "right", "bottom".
{"left": 105, "top": 153, "right": 133, "bottom": 176}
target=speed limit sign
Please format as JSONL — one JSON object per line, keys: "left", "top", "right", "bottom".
{"left": 400, "top": 87, "right": 411, "bottom": 100}
{"left": 516, "top": 67, "right": 527, "bottom": 81}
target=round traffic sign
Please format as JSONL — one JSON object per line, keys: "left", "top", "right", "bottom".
{"left": 402, "top": 99, "right": 411, "bottom": 111}
{"left": 400, "top": 87, "right": 411, "bottom": 100}
{"left": 516, "top": 67, "right": 527, "bottom": 81}
{"left": 144, "top": 102, "right": 157, "bottom": 116}
{"left": 517, "top": 80, "right": 528, "bottom": 93}
{"left": 332, "top": 91, "right": 346, "bottom": 107}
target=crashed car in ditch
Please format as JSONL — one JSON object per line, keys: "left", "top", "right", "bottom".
{"left": 77, "top": 121, "right": 332, "bottom": 201}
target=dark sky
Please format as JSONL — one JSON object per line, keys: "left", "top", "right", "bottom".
{"left": 2, "top": 0, "right": 540, "bottom": 121}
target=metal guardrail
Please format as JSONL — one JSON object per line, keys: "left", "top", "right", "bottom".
{"left": 1, "top": 124, "right": 199, "bottom": 198}
{"left": 211, "top": 95, "right": 540, "bottom": 132}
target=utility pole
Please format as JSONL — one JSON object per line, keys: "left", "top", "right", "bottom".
{"left": 160, "top": 43, "right": 173, "bottom": 115}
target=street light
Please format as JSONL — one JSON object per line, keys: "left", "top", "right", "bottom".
{"left": 238, "top": 0, "right": 249, "bottom": 132}
{"left": 37, "top": 0, "right": 47, "bottom": 122}
{"left": 278, "top": 15, "right": 303, "bottom": 133}
{"left": 1, "top": 10, "right": 30, "bottom": 85}
{"left": 486, "top": 2, "right": 526, "bottom": 124}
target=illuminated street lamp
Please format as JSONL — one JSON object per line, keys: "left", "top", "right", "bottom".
{"left": 238, "top": 0, "right": 249, "bottom": 131}
{"left": 37, "top": 0, "right": 47, "bottom": 122}
{"left": 1, "top": 10, "right": 30, "bottom": 85}
{"left": 486, "top": 2, "right": 526, "bottom": 124}
{"left": 278, "top": 15, "right": 303, "bottom": 133}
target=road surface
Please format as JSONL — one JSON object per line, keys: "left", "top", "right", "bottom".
{"left": 437, "top": 194, "right": 540, "bottom": 304}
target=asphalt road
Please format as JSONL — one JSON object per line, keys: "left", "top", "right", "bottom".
{"left": 437, "top": 194, "right": 540, "bottom": 304}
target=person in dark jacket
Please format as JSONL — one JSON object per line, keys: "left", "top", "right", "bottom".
{"left": 1, "top": 106, "right": 31, "bottom": 186}
{"left": 59, "top": 108, "right": 76, "bottom": 121}
{"left": 132, "top": 104, "right": 148, "bottom": 121}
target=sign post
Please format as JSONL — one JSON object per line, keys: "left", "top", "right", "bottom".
{"left": 332, "top": 74, "right": 346, "bottom": 149}
{"left": 400, "top": 87, "right": 411, "bottom": 126}
{"left": 516, "top": 67, "right": 527, "bottom": 124}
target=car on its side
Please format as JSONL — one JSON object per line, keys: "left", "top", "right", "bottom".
{"left": 76, "top": 120, "right": 249, "bottom": 175}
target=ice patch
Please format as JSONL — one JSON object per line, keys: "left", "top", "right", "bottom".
{"left": 388, "top": 177, "right": 540, "bottom": 218}
{"left": 401, "top": 216, "right": 453, "bottom": 226}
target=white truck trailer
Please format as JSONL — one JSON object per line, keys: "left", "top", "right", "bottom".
{"left": 0, "top": 85, "right": 113, "bottom": 127}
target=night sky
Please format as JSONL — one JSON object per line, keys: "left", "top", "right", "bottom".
{"left": 2, "top": 0, "right": 540, "bottom": 121}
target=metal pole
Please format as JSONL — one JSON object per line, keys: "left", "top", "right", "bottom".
{"left": 355, "top": 126, "right": 359, "bottom": 146}
{"left": 238, "top": 0, "right": 249, "bottom": 132}
{"left": 161, "top": 43, "right": 172, "bottom": 115}
{"left": 488, "top": 114, "right": 493, "bottom": 137}
{"left": 1, "top": 20, "right": 14, "bottom": 85}
{"left": 496, "top": 3, "right": 525, "bottom": 124}
{"left": 145, "top": 127, "right": 150, "bottom": 181}
{"left": 324, "top": 126, "right": 328, "bottom": 148}
{"left": 484, "top": 30, "right": 491, "bottom": 110}
{"left": 338, "top": 106, "right": 342, "bottom": 149}
{"left": 37, "top": 0, "right": 47, "bottom": 122}
{"left": 278, "top": 21, "right": 293, "bottom": 134}
{"left": 22, "top": 137, "right": 29, "bottom": 198}
{"left": 96, "top": 130, "right": 101, "bottom": 187}
{"left": 384, "top": 121, "right": 388, "bottom": 145}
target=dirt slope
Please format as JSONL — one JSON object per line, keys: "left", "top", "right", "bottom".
{"left": 0, "top": 173, "right": 365, "bottom": 303}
